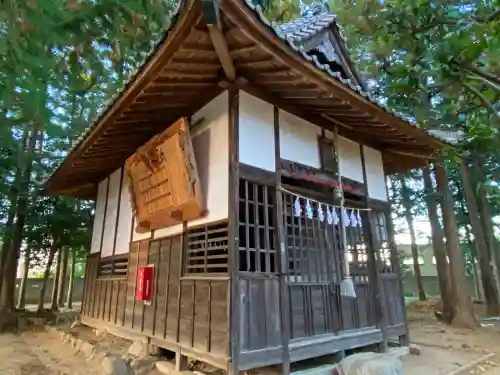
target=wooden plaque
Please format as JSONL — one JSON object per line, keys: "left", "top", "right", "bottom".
{"left": 125, "top": 117, "right": 204, "bottom": 232}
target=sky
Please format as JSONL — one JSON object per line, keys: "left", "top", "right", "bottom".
{"left": 394, "top": 216, "right": 432, "bottom": 245}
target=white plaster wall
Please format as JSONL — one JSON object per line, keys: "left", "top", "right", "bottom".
{"left": 239, "top": 92, "right": 275, "bottom": 171}
{"left": 115, "top": 171, "right": 133, "bottom": 254}
{"left": 363, "top": 146, "right": 388, "bottom": 201}
{"left": 101, "top": 169, "right": 121, "bottom": 257}
{"left": 90, "top": 178, "right": 108, "bottom": 254}
{"left": 237, "top": 97, "right": 366, "bottom": 183}
{"left": 89, "top": 168, "right": 135, "bottom": 256}
{"left": 338, "top": 136, "right": 363, "bottom": 182}
{"left": 279, "top": 109, "right": 322, "bottom": 169}
{"left": 132, "top": 218, "right": 152, "bottom": 241}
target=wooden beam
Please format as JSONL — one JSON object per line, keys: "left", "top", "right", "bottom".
{"left": 80, "top": 149, "right": 136, "bottom": 158}
{"left": 266, "top": 82, "right": 319, "bottom": 90}
{"left": 360, "top": 145, "right": 388, "bottom": 352}
{"left": 158, "top": 71, "right": 216, "bottom": 80}
{"left": 130, "top": 97, "right": 194, "bottom": 110}
{"left": 249, "top": 67, "right": 289, "bottom": 75}
{"left": 274, "top": 105, "right": 290, "bottom": 375}
{"left": 235, "top": 58, "right": 274, "bottom": 68}
{"left": 322, "top": 114, "right": 412, "bottom": 141}
{"left": 52, "top": 182, "right": 96, "bottom": 197}
{"left": 207, "top": 25, "right": 236, "bottom": 80}
{"left": 383, "top": 148, "right": 434, "bottom": 159}
{"left": 169, "top": 58, "right": 220, "bottom": 68}
{"left": 180, "top": 42, "right": 216, "bottom": 52}
{"left": 229, "top": 43, "right": 258, "bottom": 56}
{"left": 147, "top": 81, "right": 215, "bottom": 89}
{"left": 224, "top": 26, "right": 241, "bottom": 43}
{"left": 227, "top": 88, "right": 240, "bottom": 375}
{"left": 140, "top": 86, "right": 209, "bottom": 95}
{"left": 124, "top": 105, "right": 189, "bottom": 115}
{"left": 383, "top": 192, "right": 410, "bottom": 346}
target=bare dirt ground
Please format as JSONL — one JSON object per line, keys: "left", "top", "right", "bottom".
{"left": 402, "top": 302, "right": 500, "bottom": 375}
{"left": 0, "top": 304, "right": 500, "bottom": 375}
{"left": 0, "top": 327, "right": 101, "bottom": 375}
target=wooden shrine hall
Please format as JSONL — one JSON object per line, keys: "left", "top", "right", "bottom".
{"left": 43, "top": 0, "right": 444, "bottom": 374}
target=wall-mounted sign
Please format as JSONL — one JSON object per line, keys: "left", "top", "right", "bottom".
{"left": 136, "top": 265, "right": 154, "bottom": 303}
{"left": 125, "top": 117, "right": 205, "bottom": 232}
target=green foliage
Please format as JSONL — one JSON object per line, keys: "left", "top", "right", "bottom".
{"left": 0, "top": 0, "right": 179, "bottom": 274}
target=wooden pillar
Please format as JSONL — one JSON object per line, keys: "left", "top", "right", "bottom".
{"left": 175, "top": 223, "right": 188, "bottom": 371}
{"left": 360, "top": 145, "right": 387, "bottom": 352}
{"left": 228, "top": 88, "right": 241, "bottom": 375}
{"left": 385, "top": 204, "right": 410, "bottom": 346}
{"left": 274, "top": 106, "right": 290, "bottom": 375}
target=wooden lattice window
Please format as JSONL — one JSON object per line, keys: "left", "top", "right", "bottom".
{"left": 345, "top": 209, "right": 369, "bottom": 282}
{"left": 185, "top": 221, "right": 229, "bottom": 274}
{"left": 372, "top": 211, "right": 392, "bottom": 273}
{"left": 282, "top": 194, "right": 338, "bottom": 283}
{"left": 238, "top": 179, "right": 276, "bottom": 273}
{"left": 98, "top": 255, "right": 128, "bottom": 279}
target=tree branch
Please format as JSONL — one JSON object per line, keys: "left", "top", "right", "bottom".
{"left": 461, "top": 82, "right": 500, "bottom": 122}
{"left": 410, "top": 10, "right": 500, "bottom": 34}
{"left": 475, "top": 9, "right": 500, "bottom": 23}
{"left": 411, "top": 19, "right": 456, "bottom": 33}
{"left": 464, "top": 65, "right": 500, "bottom": 87}
{"left": 467, "top": 75, "right": 500, "bottom": 95}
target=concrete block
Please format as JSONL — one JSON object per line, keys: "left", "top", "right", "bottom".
{"left": 130, "top": 357, "right": 157, "bottom": 375}
{"left": 292, "top": 364, "right": 339, "bottom": 375}
{"left": 339, "top": 352, "right": 403, "bottom": 375}
{"left": 387, "top": 346, "right": 410, "bottom": 360}
{"left": 80, "top": 341, "right": 95, "bottom": 358}
{"left": 101, "top": 355, "right": 131, "bottom": 375}
{"left": 128, "top": 339, "right": 149, "bottom": 357}
{"left": 409, "top": 344, "right": 421, "bottom": 356}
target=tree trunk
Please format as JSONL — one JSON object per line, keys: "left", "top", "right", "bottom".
{"left": 475, "top": 156, "right": 500, "bottom": 291}
{"left": 38, "top": 246, "right": 56, "bottom": 313}
{"left": 460, "top": 157, "right": 500, "bottom": 316}
{"left": 435, "top": 162, "right": 477, "bottom": 328}
{"left": 0, "top": 124, "right": 31, "bottom": 315}
{"left": 16, "top": 247, "right": 30, "bottom": 310}
{"left": 0, "top": 130, "right": 36, "bottom": 315}
{"left": 398, "top": 174, "right": 426, "bottom": 301}
{"left": 422, "top": 165, "right": 454, "bottom": 320}
{"left": 66, "top": 252, "right": 76, "bottom": 309}
{"left": 465, "top": 224, "right": 483, "bottom": 300}
{"left": 50, "top": 249, "right": 62, "bottom": 311}
{"left": 0, "top": 207, "right": 16, "bottom": 302}
{"left": 57, "top": 246, "right": 69, "bottom": 307}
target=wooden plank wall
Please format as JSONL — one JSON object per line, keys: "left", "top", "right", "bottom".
{"left": 238, "top": 276, "right": 281, "bottom": 352}
{"left": 81, "top": 234, "right": 229, "bottom": 363}
{"left": 380, "top": 275, "right": 405, "bottom": 328}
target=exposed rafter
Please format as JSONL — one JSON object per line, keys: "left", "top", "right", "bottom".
{"left": 202, "top": 0, "right": 236, "bottom": 81}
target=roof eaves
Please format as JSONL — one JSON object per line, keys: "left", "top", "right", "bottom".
{"left": 245, "top": 1, "right": 450, "bottom": 146}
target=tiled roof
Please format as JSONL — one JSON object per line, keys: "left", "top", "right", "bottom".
{"left": 275, "top": 13, "right": 336, "bottom": 43}
{"left": 246, "top": 0, "right": 450, "bottom": 145}
{"left": 43, "top": 2, "right": 449, "bottom": 190}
